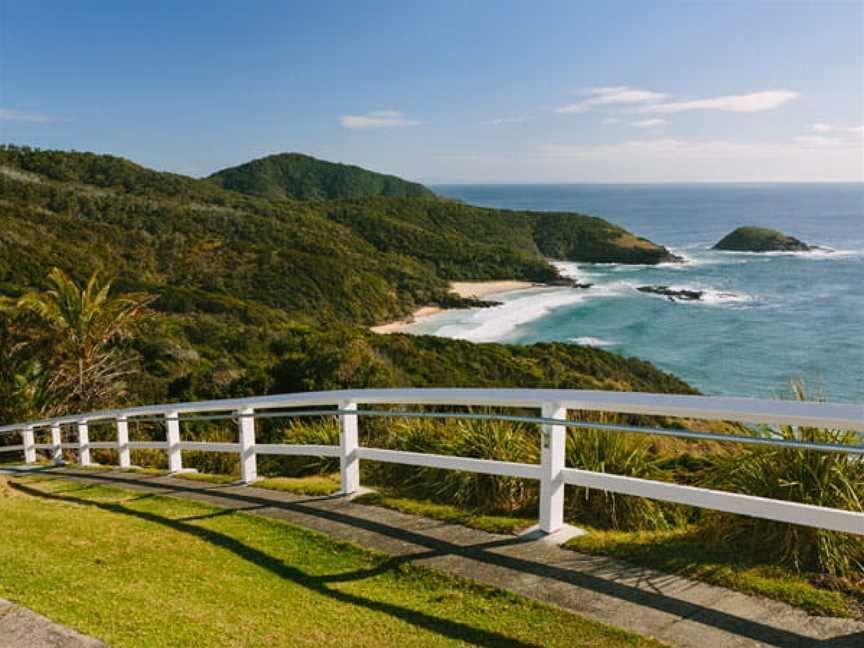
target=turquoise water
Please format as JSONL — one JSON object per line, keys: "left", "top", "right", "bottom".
{"left": 422, "top": 184, "right": 864, "bottom": 402}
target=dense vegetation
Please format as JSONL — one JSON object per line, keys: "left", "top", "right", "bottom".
{"left": 208, "top": 152, "right": 438, "bottom": 201}
{"left": 0, "top": 144, "right": 688, "bottom": 409}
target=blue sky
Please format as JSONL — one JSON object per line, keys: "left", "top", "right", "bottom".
{"left": 1, "top": 0, "right": 862, "bottom": 182}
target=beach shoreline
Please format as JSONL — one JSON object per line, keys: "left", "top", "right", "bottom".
{"left": 370, "top": 280, "right": 541, "bottom": 334}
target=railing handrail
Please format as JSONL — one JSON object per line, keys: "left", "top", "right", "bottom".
{"left": 1, "top": 388, "right": 863, "bottom": 433}
{"left": 2, "top": 388, "right": 862, "bottom": 536}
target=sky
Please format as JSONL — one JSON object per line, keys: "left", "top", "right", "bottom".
{"left": 1, "top": 0, "right": 862, "bottom": 183}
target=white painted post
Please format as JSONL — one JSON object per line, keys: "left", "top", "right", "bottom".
{"left": 237, "top": 407, "right": 257, "bottom": 484}
{"left": 539, "top": 402, "right": 567, "bottom": 534}
{"left": 77, "top": 421, "right": 90, "bottom": 466}
{"left": 116, "top": 416, "right": 130, "bottom": 468}
{"left": 50, "top": 424, "right": 63, "bottom": 465}
{"left": 165, "top": 410, "right": 182, "bottom": 473}
{"left": 22, "top": 426, "right": 36, "bottom": 464}
{"left": 339, "top": 400, "right": 360, "bottom": 495}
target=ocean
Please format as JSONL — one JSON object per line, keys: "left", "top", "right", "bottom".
{"left": 417, "top": 183, "right": 864, "bottom": 403}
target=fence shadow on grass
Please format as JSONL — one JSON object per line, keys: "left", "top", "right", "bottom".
{"left": 10, "top": 477, "right": 547, "bottom": 648}
{"left": 8, "top": 467, "right": 863, "bottom": 648}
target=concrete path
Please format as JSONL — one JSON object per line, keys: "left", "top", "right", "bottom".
{"left": 3, "top": 465, "right": 863, "bottom": 648}
{"left": 0, "top": 599, "right": 106, "bottom": 648}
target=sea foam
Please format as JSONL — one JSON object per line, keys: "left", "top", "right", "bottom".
{"left": 569, "top": 336, "right": 616, "bottom": 347}
{"left": 433, "top": 288, "right": 586, "bottom": 342}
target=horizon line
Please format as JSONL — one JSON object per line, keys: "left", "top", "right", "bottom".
{"left": 424, "top": 179, "right": 864, "bottom": 186}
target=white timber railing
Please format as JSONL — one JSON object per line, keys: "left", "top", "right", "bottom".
{"left": 1, "top": 389, "right": 862, "bottom": 535}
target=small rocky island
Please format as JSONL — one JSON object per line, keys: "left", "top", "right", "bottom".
{"left": 637, "top": 286, "right": 703, "bottom": 301}
{"left": 713, "top": 226, "right": 811, "bottom": 252}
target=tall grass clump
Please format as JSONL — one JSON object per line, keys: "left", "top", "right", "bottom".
{"left": 702, "top": 382, "right": 863, "bottom": 578}
{"left": 376, "top": 415, "right": 539, "bottom": 513}
{"left": 257, "top": 416, "right": 340, "bottom": 477}
{"left": 566, "top": 413, "right": 682, "bottom": 530}
{"left": 181, "top": 421, "right": 241, "bottom": 476}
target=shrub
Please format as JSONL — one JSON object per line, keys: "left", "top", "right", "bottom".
{"left": 701, "top": 383, "right": 864, "bottom": 578}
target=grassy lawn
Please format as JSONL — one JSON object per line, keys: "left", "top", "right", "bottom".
{"left": 169, "top": 470, "right": 342, "bottom": 496}
{"left": 354, "top": 491, "right": 535, "bottom": 535}
{"left": 565, "top": 527, "right": 863, "bottom": 619}
{"left": 171, "top": 470, "right": 237, "bottom": 484}
{"left": 0, "top": 475, "right": 664, "bottom": 648}
{"left": 255, "top": 474, "right": 341, "bottom": 496}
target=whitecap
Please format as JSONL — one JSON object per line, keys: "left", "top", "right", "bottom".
{"left": 635, "top": 283, "right": 755, "bottom": 307}
{"left": 712, "top": 246, "right": 862, "bottom": 260}
{"left": 432, "top": 288, "right": 587, "bottom": 342}
{"left": 568, "top": 336, "right": 616, "bottom": 347}
{"left": 550, "top": 260, "right": 599, "bottom": 280}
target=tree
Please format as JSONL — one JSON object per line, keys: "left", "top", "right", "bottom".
{"left": 15, "top": 268, "right": 153, "bottom": 414}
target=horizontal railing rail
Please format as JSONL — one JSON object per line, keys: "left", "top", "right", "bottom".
{"left": 1, "top": 389, "right": 862, "bottom": 536}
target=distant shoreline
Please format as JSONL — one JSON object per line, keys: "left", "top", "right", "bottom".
{"left": 370, "top": 280, "right": 541, "bottom": 334}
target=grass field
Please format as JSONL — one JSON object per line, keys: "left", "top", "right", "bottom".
{"left": 14, "top": 463, "right": 860, "bottom": 623}
{"left": 0, "top": 475, "right": 663, "bottom": 648}
{"left": 353, "top": 490, "right": 535, "bottom": 535}
{"left": 566, "top": 528, "right": 863, "bottom": 619}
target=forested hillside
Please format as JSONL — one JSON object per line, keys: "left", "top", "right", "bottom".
{"left": 208, "top": 152, "right": 438, "bottom": 201}
{"left": 0, "top": 144, "right": 692, "bottom": 410}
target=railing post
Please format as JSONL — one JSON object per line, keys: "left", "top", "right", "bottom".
{"left": 77, "top": 421, "right": 90, "bottom": 466}
{"left": 50, "top": 424, "right": 63, "bottom": 465}
{"left": 22, "top": 425, "right": 36, "bottom": 464}
{"left": 165, "top": 410, "right": 182, "bottom": 473}
{"left": 237, "top": 407, "right": 257, "bottom": 484}
{"left": 339, "top": 399, "right": 359, "bottom": 495}
{"left": 539, "top": 402, "right": 567, "bottom": 534}
{"left": 116, "top": 416, "right": 130, "bottom": 468}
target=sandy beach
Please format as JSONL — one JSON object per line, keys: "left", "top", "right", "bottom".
{"left": 448, "top": 280, "right": 539, "bottom": 299}
{"left": 370, "top": 280, "right": 540, "bottom": 334}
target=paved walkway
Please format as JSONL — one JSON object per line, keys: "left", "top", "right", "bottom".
{"left": 0, "top": 599, "right": 105, "bottom": 648}
{"left": 3, "top": 465, "right": 863, "bottom": 648}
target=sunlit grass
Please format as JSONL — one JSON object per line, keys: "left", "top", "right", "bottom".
{"left": 0, "top": 476, "right": 664, "bottom": 648}
{"left": 565, "top": 526, "right": 863, "bottom": 619}
{"left": 354, "top": 490, "right": 534, "bottom": 535}
{"left": 255, "top": 474, "right": 341, "bottom": 496}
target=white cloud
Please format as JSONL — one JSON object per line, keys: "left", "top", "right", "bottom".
{"left": 540, "top": 134, "right": 862, "bottom": 161}
{"left": 485, "top": 116, "right": 527, "bottom": 125}
{"left": 340, "top": 111, "right": 422, "bottom": 129}
{"left": 0, "top": 108, "right": 61, "bottom": 123}
{"left": 585, "top": 85, "right": 630, "bottom": 95}
{"left": 792, "top": 135, "right": 863, "bottom": 149}
{"left": 557, "top": 86, "right": 668, "bottom": 113}
{"left": 794, "top": 125, "right": 864, "bottom": 148}
{"left": 640, "top": 90, "right": 799, "bottom": 113}
{"left": 793, "top": 135, "right": 837, "bottom": 147}
{"left": 601, "top": 117, "right": 621, "bottom": 125}
{"left": 540, "top": 139, "right": 778, "bottom": 160}
{"left": 630, "top": 118, "right": 666, "bottom": 128}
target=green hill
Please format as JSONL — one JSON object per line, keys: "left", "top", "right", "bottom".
{"left": 0, "top": 144, "right": 694, "bottom": 406}
{"left": 208, "top": 152, "right": 438, "bottom": 201}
